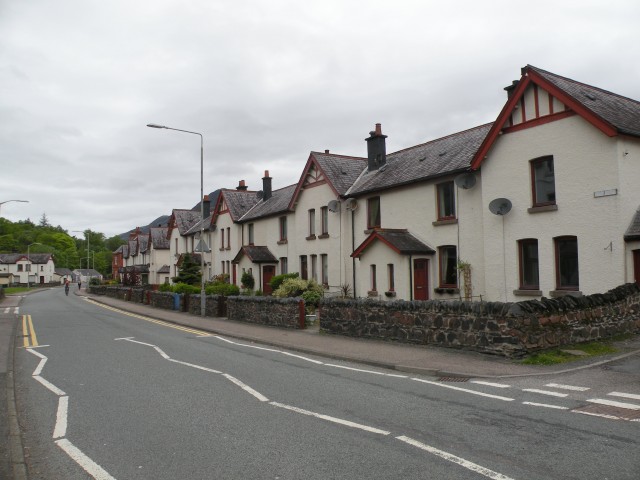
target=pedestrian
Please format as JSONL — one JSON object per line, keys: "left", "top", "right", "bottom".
{"left": 78, "top": 279, "right": 82, "bottom": 290}
{"left": 64, "top": 279, "right": 70, "bottom": 296}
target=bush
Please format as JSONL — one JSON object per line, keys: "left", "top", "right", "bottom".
{"left": 241, "top": 271, "right": 255, "bottom": 290}
{"left": 269, "top": 272, "right": 299, "bottom": 292}
{"left": 302, "top": 290, "right": 322, "bottom": 307}
{"left": 173, "top": 283, "right": 200, "bottom": 294}
{"left": 273, "top": 278, "right": 324, "bottom": 299}
{"left": 158, "top": 283, "right": 173, "bottom": 292}
{"left": 89, "top": 278, "right": 101, "bottom": 286}
{"left": 206, "top": 283, "right": 240, "bottom": 296}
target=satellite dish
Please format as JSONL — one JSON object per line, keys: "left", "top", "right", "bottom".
{"left": 454, "top": 173, "right": 476, "bottom": 190}
{"left": 345, "top": 198, "right": 359, "bottom": 211}
{"left": 489, "top": 198, "right": 512, "bottom": 216}
{"left": 256, "top": 190, "right": 264, "bottom": 199}
{"left": 327, "top": 200, "right": 340, "bottom": 212}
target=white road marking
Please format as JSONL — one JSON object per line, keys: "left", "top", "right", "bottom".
{"left": 33, "top": 357, "right": 47, "bottom": 376}
{"left": 471, "top": 380, "right": 510, "bottom": 388}
{"left": 55, "top": 439, "right": 116, "bottom": 480}
{"left": 15, "top": 307, "right": 19, "bottom": 314}
{"left": 396, "top": 436, "right": 515, "bottom": 480}
{"left": 412, "top": 378, "right": 514, "bottom": 401}
{"left": 325, "top": 364, "right": 408, "bottom": 378}
{"left": 522, "top": 389, "right": 568, "bottom": 398}
{"left": 587, "top": 398, "right": 640, "bottom": 410}
{"left": 608, "top": 391, "right": 640, "bottom": 401}
{"left": 223, "top": 374, "right": 269, "bottom": 402}
{"left": 281, "top": 351, "right": 324, "bottom": 364}
{"left": 270, "top": 402, "right": 390, "bottom": 435}
{"left": 153, "top": 346, "right": 170, "bottom": 359}
{"left": 3, "top": 307, "right": 8, "bottom": 314}
{"left": 53, "top": 396, "right": 69, "bottom": 439}
{"left": 544, "top": 383, "right": 590, "bottom": 392}
{"left": 523, "top": 402, "right": 568, "bottom": 410}
{"left": 167, "top": 359, "right": 222, "bottom": 374}
{"left": 33, "top": 375, "right": 66, "bottom": 396}
{"left": 28, "top": 347, "right": 48, "bottom": 360}
{"left": 573, "top": 410, "right": 621, "bottom": 420}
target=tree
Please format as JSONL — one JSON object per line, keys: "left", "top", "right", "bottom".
{"left": 172, "top": 253, "right": 201, "bottom": 285}
{"left": 39, "top": 213, "right": 51, "bottom": 227}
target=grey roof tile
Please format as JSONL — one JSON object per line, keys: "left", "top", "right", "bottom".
{"left": 240, "top": 184, "right": 297, "bottom": 222}
{"left": 624, "top": 208, "right": 640, "bottom": 241}
{"left": 150, "top": 227, "right": 170, "bottom": 249}
{"left": 311, "top": 152, "right": 368, "bottom": 195}
{"left": 233, "top": 246, "right": 278, "bottom": 263}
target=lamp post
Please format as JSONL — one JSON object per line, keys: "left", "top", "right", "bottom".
{"left": 147, "top": 123, "right": 206, "bottom": 317}
{"left": 27, "top": 242, "right": 42, "bottom": 288}
{"left": 72, "top": 230, "right": 90, "bottom": 287}
{"left": 0, "top": 199, "right": 29, "bottom": 216}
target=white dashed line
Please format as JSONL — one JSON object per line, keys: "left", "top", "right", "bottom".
{"left": 587, "top": 398, "right": 640, "bottom": 410}
{"left": 471, "top": 380, "right": 510, "bottom": 388}
{"left": 396, "top": 436, "right": 516, "bottom": 480}
{"left": 33, "top": 375, "right": 66, "bottom": 396}
{"left": 167, "top": 359, "right": 222, "bottom": 374}
{"left": 412, "top": 378, "right": 514, "bottom": 401}
{"left": 522, "top": 389, "right": 568, "bottom": 398}
{"left": 544, "top": 383, "right": 589, "bottom": 392}
{"left": 325, "top": 364, "right": 408, "bottom": 378}
{"left": 523, "top": 402, "right": 568, "bottom": 410}
{"left": 223, "top": 374, "right": 270, "bottom": 402}
{"left": 270, "top": 402, "right": 391, "bottom": 435}
{"left": 53, "top": 396, "right": 69, "bottom": 439}
{"left": 573, "top": 411, "right": 621, "bottom": 420}
{"left": 608, "top": 391, "right": 640, "bottom": 401}
{"left": 55, "top": 439, "right": 116, "bottom": 480}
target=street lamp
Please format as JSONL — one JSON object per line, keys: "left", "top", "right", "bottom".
{"left": 72, "top": 230, "right": 90, "bottom": 286}
{"left": 0, "top": 199, "right": 29, "bottom": 215}
{"left": 147, "top": 123, "right": 207, "bottom": 317}
{"left": 27, "top": 242, "right": 42, "bottom": 288}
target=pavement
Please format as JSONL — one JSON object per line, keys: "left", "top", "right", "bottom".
{"left": 2, "top": 288, "right": 640, "bottom": 479}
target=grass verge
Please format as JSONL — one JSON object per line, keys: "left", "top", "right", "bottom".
{"left": 520, "top": 337, "right": 630, "bottom": 366}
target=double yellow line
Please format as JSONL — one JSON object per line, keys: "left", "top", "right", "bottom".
{"left": 22, "top": 314, "right": 39, "bottom": 347}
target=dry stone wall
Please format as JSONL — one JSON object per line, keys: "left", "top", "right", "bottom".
{"left": 227, "top": 296, "right": 304, "bottom": 328}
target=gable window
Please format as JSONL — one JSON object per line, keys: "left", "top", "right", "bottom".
{"left": 531, "top": 156, "right": 556, "bottom": 207}
{"left": 279, "top": 216, "right": 288, "bottom": 242}
{"left": 438, "top": 245, "right": 457, "bottom": 288}
{"left": 367, "top": 197, "right": 381, "bottom": 229}
{"left": 300, "top": 255, "right": 308, "bottom": 280}
{"left": 308, "top": 209, "right": 316, "bottom": 238}
{"left": 555, "top": 236, "right": 579, "bottom": 290}
{"left": 436, "top": 182, "right": 456, "bottom": 220}
{"left": 518, "top": 239, "right": 539, "bottom": 290}
{"left": 280, "top": 257, "right": 288, "bottom": 274}
{"left": 321, "top": 254, "right": 328, "bottom": 285}
{"left": 248, "top": 223, "right": 254, "bottom": 245}
{"left": 320, "top": 206, "right": 329, "bottom": 235}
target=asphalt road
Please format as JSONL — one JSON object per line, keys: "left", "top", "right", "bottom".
{"left": 12, "top": 288, "right": 640, "bottom": 479}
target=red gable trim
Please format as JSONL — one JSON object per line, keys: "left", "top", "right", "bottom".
{"left": 471, "top": 67, "right": 618, "bottom": 170}
{"left": 351, "top": 231, "right": 401, "bottom": 258}
{"left": 288, "top": 153, "right": 340, "bottom": 210}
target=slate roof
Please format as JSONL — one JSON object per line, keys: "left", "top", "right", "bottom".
{"left": 157, "top": 265, "right": 171, "bottom": 274}
{"left": 184, "top": 213, "right": 214, "bottom": 236}
{"left": 352, "top": 229, "right": 435, "bottom": 258}
{"left": 54, "top": 268, "right": 74, "bottom": 276}
{"left": 311, "top": 152, "right": 368, "bottom": 195}
{"left": 73, "top": 269, "right": 102, "bottom": 276}
{"left": 128, "top": 239, "right": 138, "bottom": 256}
{"left": 0, "top": 253, "right": 53, "bottom": 264}
{"left": 170, "top": 209, "right": 202, "bottom": 235}
{"left": 150, "top": 227, "right": 170, "bottom": 249}
{"left": 232, "top": 246, "right": 278, "bottom": 264}
{"left": 240, "top": 184, "right": 297, "bottom": 222}
{"left": 624, "top": 208, "right": 640, "bottom": 241}
{"left": 346, "top": 123, "right": 492, "bottom": 197}
{"left": 222, "top": 190, "right": 261, "bottom": 221}
{"left": 530, "top": 65, "right": 640, "bottom": 138}
{"left": 138, "top": 235, "right": 149, "bottom": 254}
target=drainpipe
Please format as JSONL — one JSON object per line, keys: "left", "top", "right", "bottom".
{"left": 351, "top": 208, "right": 356, "bottom": 299}
{"left": 409, "top": 255, "right": 413, "bottom": 301}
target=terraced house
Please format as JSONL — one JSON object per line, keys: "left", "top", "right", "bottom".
{"left": 118, "top": 65, "right": 640, "bottom": 302}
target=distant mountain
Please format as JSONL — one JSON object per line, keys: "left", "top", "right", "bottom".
{"left": 118, "top": 189, "right": 222, "bottom": 240}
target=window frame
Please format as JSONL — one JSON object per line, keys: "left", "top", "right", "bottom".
{"left": 320, "top": 206, "right": 329, "bottom": 235}
{"left": 280, "top": 257, "right": 288, "bottom": 274}
{"left": 247, "top": 223, "right": 254, "bottom": 245}
{"left": 367, "top": 196, "right": 381, "bottom": 230}
{"left": 321, "top": 254, "right": 328, "bottom": 285}
{"left": 387, "top": 264, "right": 395, "bottom": 292}
{"left": 436, "top": 181, "right": 456, "bottom": 220}
{"left": 279, "top": 216, "right": 288, "bottom": 241}
{"left": 300, "top": 255, "right": 308, "bottom": 280}
{"left": 370, "top": 264, "right": 377, "bottom": 291}
{"left": 554, "top": 236, "right": 579, "bottom": 290}
{"left": 518, "top": 239, "right": 540, "bottom": 290}
{"left": 438, "top": 245, "right": 458, "bottom": 288}
{"left": 310, "top": 254, "right": 317, "bottom": 281}
{"left": 530, "top": 155, "right": 556, "bottom": 207}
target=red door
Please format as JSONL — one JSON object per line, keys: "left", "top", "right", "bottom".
{"left": 634, "top": 250, "right": 640, "bottom": 286}
{"left": 413, "top": 259, "right": 429, "bottom": 300}
{"left": 263, "top": 265, "right": 276, "bottom": 295}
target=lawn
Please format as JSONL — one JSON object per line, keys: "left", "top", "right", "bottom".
{"left": 520, "top": 337, "right": 629, "bottom": 365}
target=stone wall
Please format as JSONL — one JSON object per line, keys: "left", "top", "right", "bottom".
{"left": 319, "top": 283, "right": 640, "bottom": 357}
{"left": 186, "top": 294, "right": 226, "bottom": 317}
{"left": 227, "top": 296, "right": 304, "bottom": 329}
{"left": 149, "top": 291, "right": 176, "bottom": 310}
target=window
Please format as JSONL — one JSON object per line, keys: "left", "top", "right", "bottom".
{"left": 221, "top": 261, "right": 225, "bottom": 274}
{"left": 220, "top": 229, "right": 225, "bottom": 249}
{"left": 555, "top": 236, "right": 579, "bottom": 290}
{"left": 26, "top": 264, "right": 31, "bottom": 272}
{"left": 226, "top": 228, "right": 231, "bottom": 249}
{"left": 531, "top": 156, "right": 556, "bottom": 207}
{"left": 280, "top": 257, "right": 288, "bottom": 274}
{"left": 300, "top": 255, "right": 308, "bottom": 280}
{"left": 321, "top": 254, "right": 328, "bottom": 285}
{"left": 41, "top": 266, "right": 44, "bottom": 271}
{"left": 279, "top": 216, "right": 288, "bottom": 241}
{"left": 308, "top": 209, "right": 316, "bottom": 237}
{"left": 248, "top": 223, "right": 254, "bottom": 245}
{"left": 17, "top": 264, "right": 23, "bottom": 272}
{"left": 518, "top": 239, "right": 539, "bottom": 289}
{"left": 438, "top": 246, "right": 457, "bottom": 287}
{"left": 370, "top": 264, "right": 377, "bottom": 291}
{"left": 321, "top": 206, "right": 329, "bottom": 235}
{"left": 436, "top": 182, "right": 456, "bottom": 220}
{"left": 367, "top": 197, "right": 381, "bottom": 229}
{"left": 226, "top": 261, "right": 231, "bottom": 275}
{"left": 387, "top": 264, "right": 395, "bottom": 291}
{"left": 311, "top": 254, "right": 317, "bottom": 281}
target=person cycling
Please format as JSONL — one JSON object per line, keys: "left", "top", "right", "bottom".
{"left": 65, "top": 280, "right": 70, "bottom": 296}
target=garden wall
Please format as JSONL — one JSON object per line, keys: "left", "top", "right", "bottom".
{"left": 319, "top": 283, "right": 640, "bottom": 357}
{"left": 227, "top": 296, "right": 304, "bottom": 328}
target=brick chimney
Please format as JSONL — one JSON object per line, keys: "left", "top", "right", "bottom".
{"left": 236, "top": 180, "right": 248, "bottom": 191}
{"left": 365, "top": 123, "right": 387, "bottom": 172}
{"left": 262, "top": 170, "right": 272, "bottom": 201}
{"left": 202, "top": 195, "right": 211, "bottom": 218}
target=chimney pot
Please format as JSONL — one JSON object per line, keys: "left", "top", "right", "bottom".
{"left": 264, "top": 170, "right": 270, "bottom": 178}
{"left": 375, "top": 123, "right": 382, "bottom": 135}
{"left": 365, "top": 124, "right": 387, "bottom": 172}
{"left": 236, "top": 180, "right": 248, "bottom": 191}
{"left": 325, "top": 149, "right": 330, "bottom": 154}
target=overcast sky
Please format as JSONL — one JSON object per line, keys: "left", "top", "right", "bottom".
{"left": 2, "top": 0, "right": 640, "bottom": 238}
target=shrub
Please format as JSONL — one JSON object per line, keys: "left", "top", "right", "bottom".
{"left": 241, "top": 271, "right": 255, "bottom": 290}
{"left": 269, "top": 272, "right": 299, "bottom": 292}
{"left": 89, "top": 277, "right": 101, "bottom": 286}
{"left": 158, "top": 283, "right": 173, "bottom": 292}
{"left": 206, "top": 283, "right": 240, "bottom": 296}
{"left": 173, "top": 283, "right": 200, "bottom": 294}
{"left": 302, "top": 290, "right": 322, "bottom": 307}
{"left": 273, "top": 278, "right": 324, "bottom": 299}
